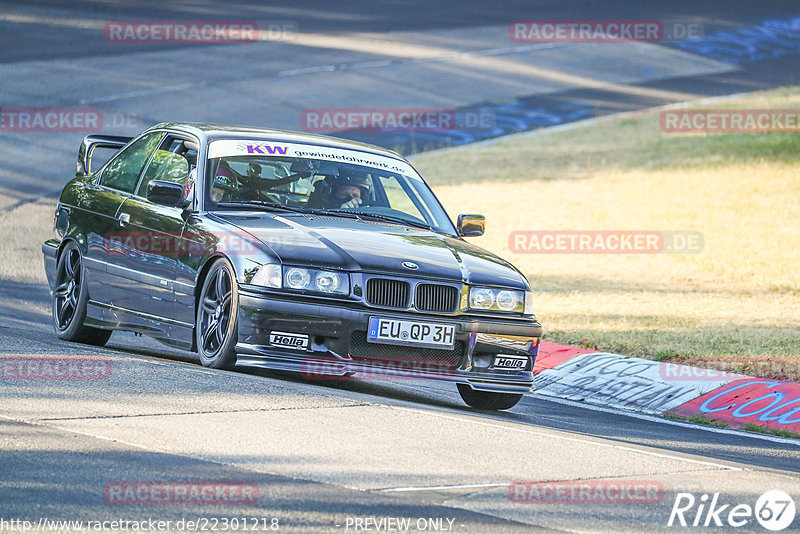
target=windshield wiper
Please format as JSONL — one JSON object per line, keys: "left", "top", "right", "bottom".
{"left": 328, "top": 210, "right": 432, "bottom": 230}
{"left": 214, "top": 201, "right": 360, "bottom": 219}
{"left": 215, "top": 201, "right": 337, "bottom": 217}
{"left": 215, "top": 202, "right": 428, "bottom": 229}
{"left": 216, "top": 200, "right": 300, "bottom": 212}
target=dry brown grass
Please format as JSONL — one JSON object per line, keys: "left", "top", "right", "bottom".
{"left": 414, "top": 87, "right": 800, "bottom": 373}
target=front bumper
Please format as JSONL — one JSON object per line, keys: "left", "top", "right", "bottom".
{"left": 236, "top": 288, "right": 542, "bottom": 394}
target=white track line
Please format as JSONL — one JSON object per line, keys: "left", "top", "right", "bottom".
{"left": 379, "top": 483, "right": 508, "bottom": 493}
{"left": 79, "top": 82, "right": 205, "bottom": 105}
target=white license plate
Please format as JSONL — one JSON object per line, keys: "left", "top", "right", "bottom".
{"left": 492, "top": 355, "right": 527, "bottom": 370}
{"left": 367, "top": 317, "right": 456, "bottom": 349}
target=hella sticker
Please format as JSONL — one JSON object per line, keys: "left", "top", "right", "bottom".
{"left": 269, "top": 331, "right": 309, "bottom": 350}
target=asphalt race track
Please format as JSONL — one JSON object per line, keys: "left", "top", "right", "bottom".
{"left": 1, "top": 2, "right": 799, "bottom": 532}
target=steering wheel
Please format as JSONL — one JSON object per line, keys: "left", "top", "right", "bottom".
{"left": 255, "top": 189, "right": 282, "bottom": 204}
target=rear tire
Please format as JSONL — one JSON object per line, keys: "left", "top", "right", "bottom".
{"left": 196, "top": 258, "right": 239, "bottom": 369}
{"left": 52, "top": 242, "right": 112, "bottom": 346}
{"left": 457, "top": 383, "right": 523, "bottom": 410}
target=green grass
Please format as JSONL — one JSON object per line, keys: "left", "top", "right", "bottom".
{"left": 665, "top": 413, "right": 800, "bottom": 438}
{"left": 740, "top": 423, "right": 800, "bottom": 440}
{"left": 665, "top": 413, "right": 730, "bottom": 428}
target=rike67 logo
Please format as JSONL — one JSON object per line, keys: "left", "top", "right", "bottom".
{"left": 668, "top": 490, "right": 796, "bottom": 531}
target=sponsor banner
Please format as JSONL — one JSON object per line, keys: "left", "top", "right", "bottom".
{"left": 104, "top": 20, "right": 261, "bottom": 44}
{"left": 661, "top": 109, "right": 800, "bottom": 133}
{"left": 1, "top": 356, "right": 111, "bottom": 380}
{"left": 533, "top": 341, "right": 598, "bottom": 376}
{"left": 669, "top": 379, "right": 800, "bottom": 434}
{"left": 533, "top": 352, "right": 735, "bottom": 414}
{"left": 104, "top": 482, "right": 258, "bottom": 505}
{"left": 509, "top": 230, "right": 703, "bottom": 254}
{"left": 509, "top": 480, "right": 663, "bottom": 504}
{"left": 207, "top": 140, "right": 418, "bottom": 178}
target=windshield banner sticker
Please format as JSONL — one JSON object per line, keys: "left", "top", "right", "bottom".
{"left": 208, "top": 140, "right": 418, "bottom": 178}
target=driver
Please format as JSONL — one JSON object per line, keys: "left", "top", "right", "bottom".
{"left": 210, "top": 165, "right": 237, "bottom": 203}
{"left": 322, "top": 171, "right": 371, "bottom": 209}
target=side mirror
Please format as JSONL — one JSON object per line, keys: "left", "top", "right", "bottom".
{"left": 147, "top": 180, "right": 189, "bottom": 208}
{"left": 457, "top": 214, "right": 485, "bottom": 237}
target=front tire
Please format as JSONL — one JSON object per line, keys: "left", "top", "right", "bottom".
{"left": 52, "top": 242, "right": 112, "bottom": 346}
{"left": 457, "top": 383, "right": 523, "bottom": 411}
{"left": 196, "top": 258, "right": 239, "bottom": 369}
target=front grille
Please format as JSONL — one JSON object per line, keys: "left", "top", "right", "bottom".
{"left": 366, "top": 278, "right": 410, "bottom": 308}
{"left": 349, "top": 331, "right": 464, "bottom": 369}
{"left": 415, "top": 283, "right": 459, "bottom": 313}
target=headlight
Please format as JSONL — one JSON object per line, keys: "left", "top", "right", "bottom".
{"left": 315, "top": 271, "right": 341, "bottom": 293}
{"left": 250, "top": 264, "right": 282, "bottom": 288}
{"left": 284, "top": 267, "right": 349, "bottom": 295}
{"left": 496, "top": 290, "right": 520, "bottom": 311}
{"left": 468, "top": 287, "right": 525, "bottom": 313}
{"left": 285, "top": 267, "right": 311, "bottom": 289}
{"left": 469, "top": 288, "right": 495, "bottom": 310}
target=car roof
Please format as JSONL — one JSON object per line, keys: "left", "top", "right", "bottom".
{"left": 147, "top": 122, "right": 408, "bottom": 162}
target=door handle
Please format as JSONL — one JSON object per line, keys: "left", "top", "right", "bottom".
{"left": 119, "top": 213, "right": 130, "bottom": 227}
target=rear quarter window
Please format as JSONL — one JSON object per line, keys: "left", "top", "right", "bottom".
{"left": 99, "top": 132, "right": 163, "bottom": 193}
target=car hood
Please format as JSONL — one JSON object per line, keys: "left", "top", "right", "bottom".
{"left": 214, "top": 212, "right": 528, "bottom": 289}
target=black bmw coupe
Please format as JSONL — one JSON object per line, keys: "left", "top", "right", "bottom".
{"left": 43, "top": 123, "right": 542, "bottom": 410}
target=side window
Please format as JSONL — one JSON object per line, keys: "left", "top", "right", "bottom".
{"left": 100, "top": 132, "right": 163, "bottom": 193}
{"left": 136, "top": 137, "right": 196, "bottom": 197}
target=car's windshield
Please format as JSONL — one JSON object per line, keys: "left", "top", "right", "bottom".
{"left": 205, "top": 140, "right": 456, "bottom": 234}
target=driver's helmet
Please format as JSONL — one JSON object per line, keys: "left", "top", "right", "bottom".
{"left": 333, "top": 169, "right": 371, "bottom": 196}
{"left": 213, "top": 165, "right": 237, "bottom": 193}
